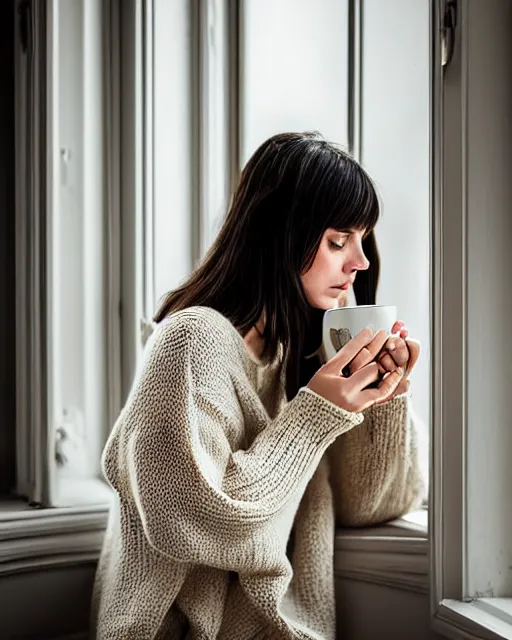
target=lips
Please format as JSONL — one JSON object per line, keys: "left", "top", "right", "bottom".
{"left": 334, "top": 282, "right": 351, "bottom": 290}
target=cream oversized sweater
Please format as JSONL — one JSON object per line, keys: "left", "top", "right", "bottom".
{"left": 91, "top": 306, "right": 427, "bottom": 640}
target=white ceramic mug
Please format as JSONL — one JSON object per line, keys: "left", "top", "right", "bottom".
{"left": 320, "top": 304, "right": 397, "bottom": 364}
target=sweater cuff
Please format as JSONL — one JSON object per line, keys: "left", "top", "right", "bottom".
{"left": 294, "top": 387, "right": 364, "bottom": 440}
{"left": 365, "top": 392, "right": 410, "bottom": 421}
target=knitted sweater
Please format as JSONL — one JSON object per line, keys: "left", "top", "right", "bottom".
{"left": 91, "top": 306, "right": 427, "bottom": 640}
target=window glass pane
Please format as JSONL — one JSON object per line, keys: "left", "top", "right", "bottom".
{"left": 362, "top": 0, "right": 430, "bottom": 427}
{"left": 152, "top": 0, "right": 195, "bottom": 305}
{"left": 51, "top": 0, "right": 107, "bottom": 492}
{"left": 240, "top": 0, "right": 350, "bottom": 164}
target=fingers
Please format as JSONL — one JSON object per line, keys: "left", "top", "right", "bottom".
{"left": 378, "top": 351, "right": 397, "bottom": 374}
{"left": 376, "top": 377, "right": 410, "bottom": 405}
{"left": 349, "top": 330, "right": 388, "bottom": 374}
{"left": 383, "top": 335, "right": 410, "bottom": 369}
{"left": 363, "top": 369, "right": 404, "bottom": 406}
{"left": 378, "top": 333, "right": 421, "bottom": 374}
{"left": 376, "top": 369, "right": 404, "bottom": 402}
{"left": 323, "top": 327, "right": 377, "bottom": 373}
{"left": 391, "top": 321, "right": 405, "bottom": 334}
{"left": 404, "top": 338, "right": 420, "bottom": 376}
{"left": 349, "top": 361, "right": 381, "bottom": 391}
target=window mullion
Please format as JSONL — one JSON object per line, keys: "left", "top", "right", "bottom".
{"left": 102, "top": 0, "right": 123, "bottom": 439}
{"left": 197, "top": 0, "right": 234, "bottom": 258}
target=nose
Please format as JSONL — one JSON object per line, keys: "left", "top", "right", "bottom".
{"left": 344, "top": 246, "right": 370, "bottom": 273}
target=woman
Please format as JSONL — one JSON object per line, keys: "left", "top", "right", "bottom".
{"left": 92, "top": 132, "right": 427, "bottom": 639}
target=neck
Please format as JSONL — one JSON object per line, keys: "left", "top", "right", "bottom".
{"left": 243, "top": 324, "right": 265, "bottom": 362}
{"left": 254, "top": 319, "right": 265, "bottom": 337}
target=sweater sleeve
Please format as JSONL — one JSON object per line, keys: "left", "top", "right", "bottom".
{"left": 101, "top": 312, "right": 363, "bottom": 569}
{"left": 327, "top": 393, "right": 429, "bottom": 528}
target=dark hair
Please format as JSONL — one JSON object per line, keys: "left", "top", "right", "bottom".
{"left": 154, "top": 131, "right": 380, "bottom": 398}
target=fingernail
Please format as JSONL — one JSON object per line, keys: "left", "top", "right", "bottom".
{"left": 388, "top": 343, "right": 396, "bottom": 352}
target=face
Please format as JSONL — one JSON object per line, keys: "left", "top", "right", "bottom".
{"left": 300, "top": 228, "right": 370, "bottom": 310}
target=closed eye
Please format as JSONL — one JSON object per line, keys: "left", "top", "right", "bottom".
{"left": 329, "top": 240, "right": 346, "bottom": 250}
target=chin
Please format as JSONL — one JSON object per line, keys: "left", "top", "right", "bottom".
{"left": 312, "top": 295, "right": 346, "bottom": 311}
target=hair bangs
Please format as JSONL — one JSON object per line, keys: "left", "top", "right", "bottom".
{"left": 324, "top": 152, "right": 380, "bottom": 235}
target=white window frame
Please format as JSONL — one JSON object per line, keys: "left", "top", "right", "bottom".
{"left": 12, "top": 0, "right": 122, "bottom": 510}
{"left": 0, "top": 0, "right": 239, "bottom": 575}
{"left": 0, "top": 0, "right": 121, "bottom": 575}
{"left": 430, "top": 1, "right": 512, "bottom": 638}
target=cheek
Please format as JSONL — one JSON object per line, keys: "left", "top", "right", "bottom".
{"left": 315, "top": 250, "right": 340, "bottom": 279}
{"left": 302, "top": 252, "right": 326, "bottom": 287}
{"left": 301, "top": 252, "right": 333, "bottom": 298}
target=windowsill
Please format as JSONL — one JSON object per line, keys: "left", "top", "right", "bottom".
{"left": 476, "top": 599, "right": 512, "bottom": 624}
{"left": 0, "top": 477, "right": 114, "bottom": 514}
{"left": 55, "top": 476, "right": 115, "bottom": 508}
{"left": 336, "top": 507, "right": 428, "bottom": 539}
{"left": 435, "top": 599, "right": 512, "bottom": 640}
{"left": 334, "top": 509, "right": 428, "bottom": 594}
{"left": 0, "top": 481, "right": 111, "bottom": 576}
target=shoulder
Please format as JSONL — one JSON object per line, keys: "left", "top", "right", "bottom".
{"left": 121, "top": 307, "right": 243, "bottom": 417}
{"left": 149, "top": 306, "right": 242, "bottom": 363}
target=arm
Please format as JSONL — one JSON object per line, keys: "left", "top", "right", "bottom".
{"left": 102, "top": 312, "right": 363, "bottom": 570}
{"left": 327, "top": 393, "right": 428, "bottom": 528}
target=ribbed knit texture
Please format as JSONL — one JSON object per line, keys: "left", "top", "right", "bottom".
{"left": 91, "top": 306, "right": 426, "bottom": 639}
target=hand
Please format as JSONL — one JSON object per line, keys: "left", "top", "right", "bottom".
{"left": 347, "top": 321, "right": 420, "bottom": 403}
{"left": 378, "top": 321, "right": 420, "bottom": 398}
{"left": 307, "top": 328, "right": 404, "bottom": 413}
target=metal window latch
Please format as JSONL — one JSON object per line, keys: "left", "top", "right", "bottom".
{"left": 441, "top": 1, "right": 457, "bottom": 68}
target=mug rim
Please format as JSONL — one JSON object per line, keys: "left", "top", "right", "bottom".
{"left": 324, "top": 304, "right": 396, "bottom": 312}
